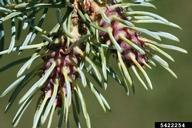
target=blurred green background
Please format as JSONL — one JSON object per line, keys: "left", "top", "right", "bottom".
{"left": 0, "top": 0, "right": 192, "bottom": 128}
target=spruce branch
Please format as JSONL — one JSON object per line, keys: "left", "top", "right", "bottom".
{"left": 0, "top": 0, "right": 187, "bottom": 128}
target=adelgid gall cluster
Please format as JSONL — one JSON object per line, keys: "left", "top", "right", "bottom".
{"left": 0, "top": 0, "right": 187, "bottom": 128}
